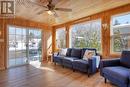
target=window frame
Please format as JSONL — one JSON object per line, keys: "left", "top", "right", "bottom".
{"left": 69, "top": 19, "right": 102, "bottom": 53}
{"left": 110, "top": 12, "right": 130, "bottom": 54}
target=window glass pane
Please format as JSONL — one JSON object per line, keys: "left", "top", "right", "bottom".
{"left": 16, "top": 27, "right": 22, "bottom": 35}
{"left": 111, "top": 13, "right": 130, "bottom": 52}
{"left": 23, "top": 28, "right": 26, "bottom": 36}
{"left": 112, "top": 13, "right": 130, "bottom": 26}
{"left": 37, "top": 30, "right": 42, "bottom": 39}
{"left": 33, "top": 30, "right": 38, "bottom": 38}
{"left": 9, "top": 35, "right": 15, "bottom": 42}
{"left": 70, "top": 19, "right": 101, "bottom": 52}
{"left": 22, "top": 35, "right": 27, "bottom": 43}
{"left": 29, "top": 30, "right": 34, "bottom": 42}
{"left": 56, "top": 28, "right": 66, "bottom": 48}
{"left": 9, "top": 26, "right": 15, "bottom": 35}
{"left": 15, "top": 35, "right": 22, "bottom": 50}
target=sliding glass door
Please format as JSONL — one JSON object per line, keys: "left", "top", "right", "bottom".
{"left": 28, "top": 29, "right": 42, "bottom": 62}
{"left": 8, "top": 26, "right": 42, "bottom": 68}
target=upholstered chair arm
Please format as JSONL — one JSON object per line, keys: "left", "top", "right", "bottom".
{"left": 53, "top": 52, "right": 59, "bottom": 56}
{"left": 128, "top": 73, "right": 130, "bottom": 87}
{"left": 88, "top": 57, "right": 97, "bottom": 74}
{"left": 100, "top": 58, "right": 120, "bottom": 67}
{"left": 100, "top": 58, "right": 120, "bottom": 76}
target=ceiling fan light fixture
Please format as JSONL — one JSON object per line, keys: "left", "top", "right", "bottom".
{"left": 47, "top": 10, "right": 53, "bottom": 15}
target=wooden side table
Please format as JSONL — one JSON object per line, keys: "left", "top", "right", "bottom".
{"left": 47, "top": 54, "right": 52, "bottom": 62}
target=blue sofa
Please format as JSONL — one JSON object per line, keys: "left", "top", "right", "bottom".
{"left": 100, "top": 51, "right": 130, "bottom": 87}
{"left": 53, "top": 48, "right": 100, "bottom": 77}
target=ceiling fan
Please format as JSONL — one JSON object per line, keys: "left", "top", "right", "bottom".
{"left": 31, "top": 0, "right": 72, "bottom": 17}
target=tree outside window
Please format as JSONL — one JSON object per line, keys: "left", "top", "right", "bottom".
{"left": 56, "top": 28, "right": 66, "bottom": 49}
{"left": 70, "top": 19, "right": 101, "bottom": 52}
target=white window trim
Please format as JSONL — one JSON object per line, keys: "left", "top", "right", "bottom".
{"left": 110, "top": 12, "right": 130, "bottom": 53}
{"left": 111, "top": 12, "right": 130, "bottom": 35}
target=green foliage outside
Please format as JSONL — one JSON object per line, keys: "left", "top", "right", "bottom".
{"left": 56, "top": 29, "right": 66, "bottom": 48}
{"left": 38, "top": 40, "right": 42, "bottom": 52}
{"left": 71, "top": 21, "right": 101, "bottom": 51}
{"left": 112, "top": 19, "right": 129, "bottom": 52}
{"left": 113, "top": 30, "right": 122, "bottom": 52}
{"left": 72, "top": 30, "right": 101, "bottom": 51}
{"left": 113, "top": 29, "right": 128, "bottom": 52}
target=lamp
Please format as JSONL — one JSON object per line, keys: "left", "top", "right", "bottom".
{"left": 102, "top": 23, "right": 108, "bottom": 30}
{"left": 47, "top": 10, "right": 54, "bottom": 15}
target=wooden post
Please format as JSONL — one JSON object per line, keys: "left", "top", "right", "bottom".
{"left": 66, "top": 25, "right": 70, "bottom": 48}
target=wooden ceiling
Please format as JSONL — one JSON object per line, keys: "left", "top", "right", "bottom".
{"left": 15, "top": 0, "right": 130, "bottom": 26}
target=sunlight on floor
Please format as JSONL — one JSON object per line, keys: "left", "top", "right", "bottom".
{"left": 39, "top": 67, "right": 55, "bottom": 72}
{"left": 30, "top": 61, "right": 55, "bottom": 72}
{"left": 29, "top": 60, "right": 41, "bottom": 68}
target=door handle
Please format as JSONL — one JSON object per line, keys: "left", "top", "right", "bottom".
{"left": 26, "top": 44, "right": 28, "bottom": 47}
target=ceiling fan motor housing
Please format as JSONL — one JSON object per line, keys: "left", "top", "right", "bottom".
{"left": 47, "top": 3, "right": 55, "bottom": 10}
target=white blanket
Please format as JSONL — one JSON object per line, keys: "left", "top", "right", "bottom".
{"left": 93, "top": 56, "right": 100, "bottom": 68}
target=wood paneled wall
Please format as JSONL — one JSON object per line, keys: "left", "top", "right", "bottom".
{"left": 52, "top": 29, "right": 56, "bottom": 53}
{"left": 0, "top": 17, "right": 52, "bottom": 70}
{"left": 66, "top": 25, "right": 70, "bottom": 48}
{"left": 52, "top": 4, "right": 130, "bottom": 58}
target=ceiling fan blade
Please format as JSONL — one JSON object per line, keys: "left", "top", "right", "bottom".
{"left": 37, "top": 10, "right": 49, "bottom": 15}
{"left": 48, "top": 0, "right": 52, "bottom": 4}
{"left": 55, "top": 8, "right": 72, "bottom": 12}
{"left": 37, "top": 11, "right": 44, "bottom": 15}
{"left": 29, "top": 0, "right": 48, "bottom": 9}
{"left": 53, "top": 11, "right": 59, "bottom": 17}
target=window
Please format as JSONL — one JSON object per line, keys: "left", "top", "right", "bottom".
{"left": 111, "top": 13, "right": 130, "bottom": 53}
{"left": 56, "top": 28, "right": 66, "bottom": 48}
{"left": 70, "top": 19, "right": 101, "bottom": 52}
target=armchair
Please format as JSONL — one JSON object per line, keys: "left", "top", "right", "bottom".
{"left": 129, "top": 75, "right": 130, "bottom": 87}
{"left": 100, "top": 51, "right": 130, "bottom": 87}
{"left": 88, "top": 57, "right": 97, "bottom": 75}
{"left": 100, "top": 58, "right": 120, "bottom": 76}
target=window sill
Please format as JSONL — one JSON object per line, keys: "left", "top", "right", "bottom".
{"left": 109, "top": 53, "right": 121, "bottom": 58}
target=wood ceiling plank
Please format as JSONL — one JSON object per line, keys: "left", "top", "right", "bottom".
{"left": 15, "top": 0, "right": 130, "bottom": 25}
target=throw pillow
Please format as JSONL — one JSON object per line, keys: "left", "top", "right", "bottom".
{"left": 59, "top": 48, "right": 67, "bottom": 56}
{"left": 83, "top": 50, "right": 95, "bottom": 60}
{"left": 88, "top": 49, "right": 96, "bottom": 56}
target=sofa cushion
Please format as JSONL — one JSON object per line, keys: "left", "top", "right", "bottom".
{"left": 120, "top": 51, "right": 130, "bottom": 68}
{"left": 62, "top": 57, "right": 79, "bottom": 68}
{"left": 73, "top": 59, "right": 88, "bottom": 72}
{"left": 71, "top": 48, "right": 82, "bottom": 58}
{"left": 54, "top": 55, "right": 64, "bottom": 59}
{"left": 63, "top": 57, "right": 79, "bottom": 62}
{"left": 81, "top": 48, "right": 97, "bottom": 58}
{"left": 66, "top": 48, "right": 72, "bottom": 57}
{"left": 103, "top": 66, "right": 130, "bottom": 84}
{"left": 53, "top": 56, "right": 64, "bottom": 64}
{"left": 62, "top": 57, "right": 78, "bottom": 68}
{"left": 73, "top": 59, "right": 88, "bottom": 66}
